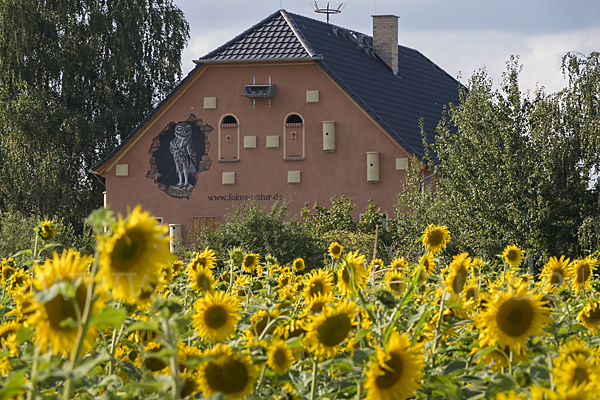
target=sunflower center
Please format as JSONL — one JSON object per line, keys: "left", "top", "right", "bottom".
{"left": 310, "top": 301, "right": 325, "bottom": 313}
{"left": 244, "top": 256, "right": 255, "bottom": 268}
{"left": 496, "top": 298, "right": 534, "bottom": 337}
{"left": 342, "top": 267, "right": 350, "bottom": 284}
{"left": 274, "top": 348, "right": 288, "bottom": 366}
{"left": 390, "top": 281, "right": 406, "bottom": 294}
{"left": 196, "top": 273, "right": 212, "bottom": 291}
{"left": 192, "top": 258, "right": 207, "bottom": 270}
{"left": 375, "top": 353, "right": 404, "bottom": 389}
{"left": 43, "top": 283, "right": 87, "bottom": 330}
{"left": 573, "top": 366, "right": 589, "bottom": 385}
{"left": 254, "top": 316, "right": 268, "bottom": 336}
{"left": 205, "top": 357, "right": 249, "bottom": 394}
{"left": 550, "top": 270, "right": 565, "bottom": 285}
{"left": 204, "top": 305, "right": 228, "bottom": 329}
{"left": 317, "top": 314, "right": 351, "bottom": 347}
{"left": 144, "top": 355, "right": 167, "bottom": 372}
{"left": 310, "top": 281, "right": 324, "bottom": 296}
{"left": 331, "top": 246, "right": 341, "bottom": 256}
{"left": 180, "top": 376, "right": 197, "bottom": 398}
{"left": 428, "top": 231, "right": 443, "bottom": 247}
{"left": 452, "top": 266, "right": 468, "bottom": 294}
{"left": 507, "top": 250, "right": 518, "bottom": 262}
{"left": 583, "top": 306, "right": 600, "bottom": 323}
{"left": 466, "top": 287, "right": 477, "bottom": 302}
{"left": 577, "top": 265, "right": 591, "bottom": 284}
{"left": 112, "top": 229, "right": 146, "bottom": 271}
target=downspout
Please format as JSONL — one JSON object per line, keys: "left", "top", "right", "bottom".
{"left": 420, "top": 166, "right": 437, "bottom": 199}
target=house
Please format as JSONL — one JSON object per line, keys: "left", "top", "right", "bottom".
{"left": 92, "top": 9, "right": 461, "bottom": 244}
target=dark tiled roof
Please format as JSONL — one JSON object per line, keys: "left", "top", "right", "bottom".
{"left": 286, "top": 11, "right": 461, "bottom": 158}
{"left": 200, "top": 12, "right": 315, "bottom": 61}
{"left": 94, "top": 9, "right": 461, "bottom": 171}
{"left": 197, "top": 10, "right": 462, "bottom": 158}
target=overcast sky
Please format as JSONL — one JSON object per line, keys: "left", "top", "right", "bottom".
{"left": 174, "top": 0, "right": 600, "bottom": 94}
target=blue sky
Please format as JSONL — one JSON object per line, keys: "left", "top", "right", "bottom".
{"left": 174, "top": 0, "right": 600, "bottom": 94}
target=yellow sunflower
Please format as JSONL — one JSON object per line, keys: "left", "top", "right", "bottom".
{"left": 97, "top": 206, "right": 173, "bottom": 301}
{"left": 37, "top": 220, "right": 57, "bottom": 240}
{"left": 554, "top": 338, "right": 594, "bottom": 367}
{"left": 368, "top": 258, "right": 384, "bottom": 275}
{"left": 540, "top": 255, "right": 572, "bottom": 289}
{"left": 553, "top": 354, "right": 598, "bottom": 394}
{"left": 7, "top": 268, "right": 31, "bottom": 294}
{"left": 246, "top": 309, "right": 279, "bottom": 339}
{"left": 197, "top": 343, "right": 257, "bottom": 399}
{"left": 273, "top": 317, "right": 307, "bottom": 340}
{"left": 1, "top": 263, "right": 16, "bottom": 283}
{"left": 577, "top": 300, "right": 600, "bottom": 331}
{"left": 444, "top": 252, "right": 471, "bottom": 295}
{"left": 302, "top": 299, "right": 358, "bottom": 359}
{"left": 192, "top": 291, "right": 241, "bottom": 342}
{"left": 338, "top": 251, "right": 368, "bottom": 296}
{"left": 421, "top": 224, "right": 450, "bottom": 254}
{"left": 419, "top": 253, "right": 435, "bottom": 275}
{"left": 301, "top": 269, "right": 334, "bottom": 300}
{"left": 502, "top": 245, "right": 524, "bottom": 267}
{"left": 187, "top": 264, "right": 215, "bottom": 294}
{"left": 136, "top": 342, "right": 170, "bottom": 374}
{"left": 384, "top": 270, "right": 407, "bottom": 297}
{"left": 303, "top": 292, "right": 335, "bottom": 314}
{"left": 278, "top": 271, "right": 294, "bottom": 287}
{"left": 171, "top": 259, "right": 184, "bottom": 274}
{"left": 266, "top": 339, "right": 295, "bottom": 375}
{"left": 570, "top": 256, "right": 597, "bottom": 293}
{"left": 292, "top": 257, "right": 306, "bottom": 272}
{"left": 476, "top": 283, "right": 550, "bottom": 354}
{"left": 328, "top": 242, "right": 343, "bottom": 259}
{"left": 364, "top": 331, "right": 425, "bottom": 400}
{"left": 229, "top": 247, "right": 245, "bottom": 264}
{"left": 27, "top": 249, "right": 100, "bottom": 357}
{"left": 390, "top": 257, "right": 409, "bottom": 271}
{"left": 188, "top": 247, "right": 217, "bottom": 271}
{"left": 242, "top": 253, "right": 260, "bottom": 273}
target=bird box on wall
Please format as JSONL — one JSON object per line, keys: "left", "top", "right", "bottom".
{"left": 367, "top": 152, "right": 379, "bottom": 183}
{"left": 323, "top": 121, "right": 335, "bottom": 152}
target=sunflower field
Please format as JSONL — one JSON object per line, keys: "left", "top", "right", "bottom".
{"left": 1, "top": 206, "right": 600, "bottom": 400}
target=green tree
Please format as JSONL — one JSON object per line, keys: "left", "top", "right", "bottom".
{"left": 0, "top": 0, "right": 189, "bottom": 229}
{"left": 425, "top": 53, "right": 600, "bottom": 264}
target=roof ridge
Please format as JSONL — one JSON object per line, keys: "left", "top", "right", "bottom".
{"left": 280, "top": 10, "right": 316, "bottom": 57}
{"left": 197, "top": 10, "right": 284, "bottom": 60}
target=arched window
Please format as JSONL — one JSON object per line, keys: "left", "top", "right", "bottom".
{"left": 221, "top": 115, "right": 237, "bottom": 128}
{"left": 286, "top": 114, "right": 303, "bottom": 127}
{"left": 219, "top": 114, "right": 239, "bottom": 161}
{"left": 284, "top": 113, "right": 304, "bottom": 159}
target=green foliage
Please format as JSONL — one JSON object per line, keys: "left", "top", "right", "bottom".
{"left": 301, "top": 196, "right": 394, "bottom": 263}
{"left": 423, "top": 53, "right": 600, "bottom": 263}
{"left": 0, "top": 207, "right": 94, "bottom": 263}
{"left": 183, "top": 200, "right": 323, "bottom": 270}
{"left": 0, "top": 0, "right": 189, "bottom": 231}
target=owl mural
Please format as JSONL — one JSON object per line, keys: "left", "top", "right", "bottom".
{"left": 170, "top": 122, "right": 197, "bottom": 187}
{"left": 146, "top": 115, "right": 213, "bottom": 199}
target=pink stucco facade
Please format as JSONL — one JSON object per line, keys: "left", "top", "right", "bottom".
{"left": 100, "top": 61, "right": 420, "bottom": 240}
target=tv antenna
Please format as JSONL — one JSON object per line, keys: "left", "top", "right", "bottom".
{"left": 311, "top": 2, "right": 345, "bottom": 24}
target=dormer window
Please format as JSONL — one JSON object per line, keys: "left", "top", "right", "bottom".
{"left": 222, "top": 115, "right": 238, "bottom": 128}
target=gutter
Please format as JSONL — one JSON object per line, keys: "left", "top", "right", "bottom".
{"left": 193, "top": 56, "right": 323, "bottom": 65}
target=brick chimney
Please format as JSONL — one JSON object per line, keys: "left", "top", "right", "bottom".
{"left": 372, "top": 15, "right": 399, "bottom": 74}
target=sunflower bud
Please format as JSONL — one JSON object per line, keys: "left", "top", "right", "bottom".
{"left": 375, "top": 288, "right": 398, "bottom": 309}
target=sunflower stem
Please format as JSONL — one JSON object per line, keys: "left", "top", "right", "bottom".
{"left": 26, "top": 344, "right": 41, "bottom": 400}
{"left": 255, "top": 363, "right": 267, "bottom": 392}
{"left": 108, "top": 314, "right": 126, "bottom": 376}
{"left": 227, "top": 259, "right": 234, "bottom": 294}
{"left": 62, "top": 248, "right": 100, "bottom": 400}
{"left": 310, "top": 358, "right": 319, "bottom": 400}
{"left": 356, "top": 376, "right": 363, "bottom": 400}
{"left": 429, "top": 294, "right": 447, "bottom": 371}
{"left": 508, "top": 349, "right": 514, "bottom": 376}
{"left": 161, "top": 317, "right": 181, "bottom": 400}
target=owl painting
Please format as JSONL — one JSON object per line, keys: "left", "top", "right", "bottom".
{"left": 170, "top": 122, "right": 197, "bottom": 187}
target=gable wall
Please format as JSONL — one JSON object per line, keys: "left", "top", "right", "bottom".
{"left": 103, "top": 61, "right": 416, "bottom": 240}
